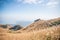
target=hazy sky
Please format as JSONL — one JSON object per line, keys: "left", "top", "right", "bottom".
{"left": 0, "top": 0, "right": 60, "bottom": 24}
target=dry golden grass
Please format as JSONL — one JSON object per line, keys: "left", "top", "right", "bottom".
{"left": 17, "top": 17, "right": 60, "bottom": 33}
{"left": 0, "top": 18, "right": 60, "bottom": 40}
{"left": 0, "top": 25, "right": 60, "bottom": 40}
{"left": 0, "top": 28, "right": 8, "bottom": 33}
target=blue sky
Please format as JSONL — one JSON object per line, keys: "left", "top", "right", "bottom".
{"left": 0, "top": 0, "right": 60, "bottom": 24}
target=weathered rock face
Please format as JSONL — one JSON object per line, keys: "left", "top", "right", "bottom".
{"left": 9, "top": 25, "right": 23, "bottom": 31}
{"left": 34, "top": 18, "right": 41, "bottom": 22}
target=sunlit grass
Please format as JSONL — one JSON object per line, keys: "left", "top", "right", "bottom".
{"left": 0, "top": 25, "right": 60, "bottom": 40}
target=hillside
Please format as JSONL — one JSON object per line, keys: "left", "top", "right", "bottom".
{"left": 0, "top": 25, "right": 60, "bottom": 40}
{"left": 0, "top": 17, "right": 60, "bottom": 40}
{"left": 17, "top": 17, "right": 60, "bottom": 32}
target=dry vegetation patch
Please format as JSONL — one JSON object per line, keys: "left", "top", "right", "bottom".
{"left": 0, "top": 25, "right": 60, "bottom": 40}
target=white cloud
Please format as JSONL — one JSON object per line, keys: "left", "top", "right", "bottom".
{"left": 24, "top": 0, "right": 44, "bottom": 4}
{"left": 46, "top": 2, "right": 58, "bottom": 8}
{"left": 23, "top": 0, "right": 38, "bottom": 4}
{"left": 38, "top": 0, "right": 43, "bottom": 4}
{"left": 16, "top": 0, "right": 59, "bottom": 8}
{"left": 46, "top": 0, "right": 59, "bottom": 8}
{"left": 16, "top": 0, "right": 43, "bottom": 4}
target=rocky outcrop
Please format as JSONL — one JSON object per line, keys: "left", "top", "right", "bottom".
{"left": 9, "top": 25, "right": 23, "bottom": 31}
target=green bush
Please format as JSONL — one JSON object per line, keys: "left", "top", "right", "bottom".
{"left": 51, "top": 20, "right": 60, "bottom": 26}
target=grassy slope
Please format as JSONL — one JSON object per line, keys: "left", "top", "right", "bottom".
{"left": 17, "top": 17, "right": 60, "bottom": 33}
{"left": 0, "top": 25, "right": 60, "bottom": 40}
{"left": 0, "top": 18, "right": 60, "bottom": 40}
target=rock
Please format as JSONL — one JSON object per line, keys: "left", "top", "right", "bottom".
{"left": 9, "top": 25, "right": 23, "bottom": 31}
{"left": 34, "top": 18, "right": 41, "bottom": 22}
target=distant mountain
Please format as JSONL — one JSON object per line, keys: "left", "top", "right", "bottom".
{"left": 0, "top": 24, "right": 13, "bottom": 29}
{"left": 0, "top": 24, "right": 23, "bottom": 31}
{"left": 0, "top": 21, "right": 32, "bottom": 31}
